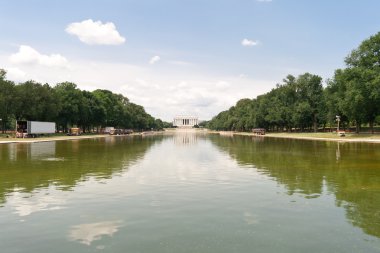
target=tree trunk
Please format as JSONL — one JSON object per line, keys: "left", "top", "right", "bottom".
{"left": 370, "top": 121, "right": 374, "bottom": 134}
{"left": 355, "top": 121, "right": 360, "bottom": 133}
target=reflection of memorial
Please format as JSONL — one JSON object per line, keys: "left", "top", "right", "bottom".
{"left": 174, "top": 133, "right": 198, "bottom": 146}
{"left": 172, "top": 129, "right": 206, "bottom": 146}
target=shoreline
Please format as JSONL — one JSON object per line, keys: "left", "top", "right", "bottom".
{"left": 0, "top": 131, "right": 164, "bottom": 145}
{"left": 212, "top": 130, "right": 380, "bottom": 144}
{"left": 2, "top": 129, "right": 380, "bottom": 144}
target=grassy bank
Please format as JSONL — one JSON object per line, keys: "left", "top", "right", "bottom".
{"left": 253, "top": 132, "right": 380, "bottom": 142}
{"left": 212, "top": 131, "right": 380, "bottom": 143}
{"left": 267, "top": 132, "right": 380, "bottom": 140}
{"left": 0, "top": 131, "right": 165, "bottom": 144}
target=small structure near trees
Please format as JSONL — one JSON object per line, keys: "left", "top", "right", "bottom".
{"left": 252, "top": 128, "right": 266, "bottom": 135}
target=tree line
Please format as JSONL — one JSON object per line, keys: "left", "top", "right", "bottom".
{"left": 0, "top": 74, "right": 171, "bottom": 133}
{"left": 207, "top": 32, "right": 380, "bottom": 133}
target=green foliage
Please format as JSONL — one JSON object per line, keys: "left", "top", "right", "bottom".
{"left": 0, "top": 72, "right": 16, "bottom": 133}
{"left": 162, "top": 121, "right": 174, "bottom": 128}
{"left": 208, "top": 32, "right": 380, "bottom": 133}
{"left": 327, "top": 32, "right": 380, "bottom": 133}
{"left": 0, "top": 71, "right": 164, "bottom": 132}
{"left": 14, "top": 81, "right": 60, "bottom": 122}
{"left": 207, "top": 73, "right": 324, "bottom": 132}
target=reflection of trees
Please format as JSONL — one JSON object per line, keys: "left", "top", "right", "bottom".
{"left": 209, "top": 135, "right": 327, "bottom": 196}
{"left": 0, "top": 135, "right": 164, "bottom": 205}
{"left": 209, "top": 135, "right": 380, "bottom": 238}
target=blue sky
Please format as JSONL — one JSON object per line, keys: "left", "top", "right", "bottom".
{"left": 1, "top": 0, "right": 380, "bottom": 121}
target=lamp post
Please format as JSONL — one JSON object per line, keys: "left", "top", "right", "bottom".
{"left": 336, "top": 115, "right": 341, "bottom": 132}
{"left": 0, "top": 118, "right": 2, "bottom": 133}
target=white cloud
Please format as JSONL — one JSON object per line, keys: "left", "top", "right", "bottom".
{"left": 68, "top": 221, "right": 122, "bottom": 246}
{"left": 168, "top": 60, "right": 192, "bottom": 66}
{"left": 241, "top": 39, "right": 259, "bottom": 47}
{"left": 215, "top": 81, "right": 230, "bottom": 89}
{"left": 8, "top": 189, "right": 66, "bottom": 217}
{"left": 149, "top": 55, "right": 160, "bottom": 65}
{"left": 5, "top": 67, "right": 27, "bottom": 82}
{"left": 1, "top": 54, "right": 276, "bottom": 121}
{"left": 9, "top": 45, "right": 69, "bottom": 68}
{"left": 65, "top": 19, "right": 126, "bottom": 45}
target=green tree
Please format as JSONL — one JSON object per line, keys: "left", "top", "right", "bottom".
{"left": 79, "top": 90, "right": 106, "bottom": 132}
{"left": 14, "top": 81, "right": 60, "bottom": 122}
{"left": 92, "top": 90, "right": 126, "bottom": 128}
{"left": 294, "top": 73, "right": 324, "bottom": 132}
{"left": 0, "top": 70, "right": 16, "bottom": 132}
{"left": 54, "top": 82, "right": 83, "bottom": 131}
{"left": 344, "top": 32, "right": 380, "bottom": 132}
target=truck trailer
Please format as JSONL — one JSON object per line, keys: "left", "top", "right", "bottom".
{"left": 16, "top": 121, "right": 56, "bottom": 137}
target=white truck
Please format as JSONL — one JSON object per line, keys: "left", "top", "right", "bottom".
{"left": 17, "top": 121, "right": 56, "bottom": 137}
{"left": 104, "top": 127, "right": 115, "bottom": 134}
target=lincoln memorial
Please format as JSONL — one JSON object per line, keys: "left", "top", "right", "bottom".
{"left": 173, "top": 116, "right": 199, "bottom": 127}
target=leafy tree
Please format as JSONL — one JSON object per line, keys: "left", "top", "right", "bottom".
{"left": 0, "top": 70, "right": 16, "bottom": 133}
{"left": 79, "top": 90, "right": 106, "bottom": 132}
{"left": 14, "top": 81, "right": 60, "bottom": 122}
{"left": 344, "top": 32, "right": 380, "bottom": 132}
{"left": 294, "top": 73, "right": 323, "bottom": 132}
{"left": 54, "top": 82, "right": 85, "bottom": 131}
{"left": 92, "top": 89, "right": 126, "bottom": 128}
{"left": 327, "top": 32, "right": 380, "bottom": 133}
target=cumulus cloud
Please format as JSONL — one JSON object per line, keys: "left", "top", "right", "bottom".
{"left": 149, "top": 55, "right": 160, "bottom": 65}
{"left": 9, "top": 45, "right": 69, "bottom": 68}
{"left": 241, "top": 39, "right": 259, "bottom": 47}
{"left": 65, "top": 19, "right": 126, "bottom": 45}
{"left": 5, "top": 67, "right": 27, "bottom": 82}
{"left": 215, "top": 81, "right": 230, "bottom": 89}
{"left": 0, "top": 54, "right": 276, "bottom": 121}
{"left": 168, "top": 60, "right": 192, "bottom": 66}
{"left": 68, "top": 221, "right": 122, "bottom": 246}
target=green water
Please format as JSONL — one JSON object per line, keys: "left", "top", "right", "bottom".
{"left": 0, "top": 132, "right": 379, "bottom": 253}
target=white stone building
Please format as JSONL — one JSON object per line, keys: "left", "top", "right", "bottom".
{"left": 173, "top": 116, "right": 199, "bottom": 127}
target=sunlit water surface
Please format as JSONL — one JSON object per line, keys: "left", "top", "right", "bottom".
{"left": 0, "top": 131, "right": 380, "bottom": 253}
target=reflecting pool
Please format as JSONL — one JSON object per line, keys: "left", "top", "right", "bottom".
{"left": 0, "top": 132, "right": 379, "bottom": 252}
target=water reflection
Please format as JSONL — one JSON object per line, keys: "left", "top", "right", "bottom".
{"left": 209, "top": 135, "right": 380, "bottom": 238}
{"left": 243, "top": 211, "right": 259, "bottom": 225}
{"left": 5, "top": 142, "right": 57, "bottom": 161}
{"left": 29, "top": 142, "right": 56, "bottom": 160}
{"left": 68, "top": 220, "right": 123, "bottom": 246}
{"left": 174, "top": 133, "right": 198, "bottom": 146}
{"left": 0, "top": 132, "right": 379, "bottom": 252}
{"left": 8, "top": 188, "right": 66, "bottom": 217}
{"left": 172, "top": 129, "right": 208, "bottom": 146}
{"left": 336, "top": 142, "right": 341, "bottom": 161}
{"left": 0, "top": 135, "right": 165, "bottom": 207}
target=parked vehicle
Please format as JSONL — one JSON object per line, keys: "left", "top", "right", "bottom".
{"left": 68, "top": 127, "right": 81, "bottom": 136}
{"left": 16, "top": 121, "right": 56, "bottom": 138}
{"left": 252, "top": 128, "right": 266, "bottom": 135}
{"left": 102, "top": 127, "right": 115, "bottom": 134}
{"left": 109, "top": 129, "right": 134, "bottom": 135}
